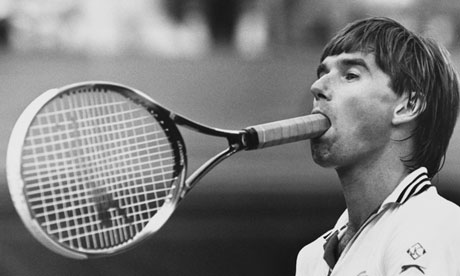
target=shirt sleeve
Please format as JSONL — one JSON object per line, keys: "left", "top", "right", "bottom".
{"left": 381, "top": 215, "right": 460, "bottom": 275}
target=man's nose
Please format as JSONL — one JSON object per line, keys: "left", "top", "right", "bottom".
{"left": 310, "top": 77, "right": 331, "bottom": 101}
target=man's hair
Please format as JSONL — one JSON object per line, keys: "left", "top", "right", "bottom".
{"left": 320, "top": 17, "right": 459, "bottom": 178}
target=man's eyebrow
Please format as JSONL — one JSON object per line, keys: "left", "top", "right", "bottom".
{"left": 340, "top": 58, "right": 370, "bottom": 72}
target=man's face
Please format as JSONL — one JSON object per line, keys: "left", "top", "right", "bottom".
{"left": 310, "top": 52, "right": 400, "bottom": 170}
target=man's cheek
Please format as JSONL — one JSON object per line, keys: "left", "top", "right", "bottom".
{"left": 355, "top": 111, "right": 391, "bottom": 144}
{"left": 344, "top": 101, "right": 391, "bottom": 142}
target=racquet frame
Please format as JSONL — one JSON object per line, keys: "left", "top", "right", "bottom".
{"left": 7, "top": 81, "right": 328, "bottom": 259}
{"left": 6, "top": 82, "right": 249, "bottom": 258}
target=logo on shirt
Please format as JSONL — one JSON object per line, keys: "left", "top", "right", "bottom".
{"left": 401, "top": 265, "right": 426, "bottom": 274}
{"left": 407, "top": 243, "right": 426, "bottom": 260}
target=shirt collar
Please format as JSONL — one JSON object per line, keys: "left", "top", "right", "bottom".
{"left": 380, "top": 167, "right": 431, "bottom": 209}
{"left": 329, "top": 166, "right": 432, "bottom": 234}
{"left": 322, "top": 167, "right": 432, "bottom": 267}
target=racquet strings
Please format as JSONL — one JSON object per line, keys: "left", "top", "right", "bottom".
{"left": 20, "top": 88, "right": 179, "bottom": 251}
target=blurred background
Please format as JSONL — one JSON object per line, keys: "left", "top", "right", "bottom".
{"left": 1, "top": 0, "right": 460, "bottom": 275}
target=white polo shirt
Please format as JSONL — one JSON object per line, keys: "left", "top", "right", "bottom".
{"left": 296, "top": 167, "right": 460, "bottom": 276}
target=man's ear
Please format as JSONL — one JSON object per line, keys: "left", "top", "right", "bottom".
{"left": 392, "top": 92, "right": 425, "bottom": 126}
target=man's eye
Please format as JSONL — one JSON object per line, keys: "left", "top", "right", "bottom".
{"left": 317, "top": 70, "right": 327, "bottom": 79}
{"left": 345, "top": 73, "right": 359, "bottom": 80}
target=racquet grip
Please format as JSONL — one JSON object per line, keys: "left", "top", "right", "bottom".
{"left": 244, "top": 114, "right": 330, "bottom": 150}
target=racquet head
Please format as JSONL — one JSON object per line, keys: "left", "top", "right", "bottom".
{"left": 7, "top": 81, "right": 187, "bottom": 259}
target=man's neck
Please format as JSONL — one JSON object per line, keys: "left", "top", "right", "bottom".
{"left": 336, "top": 158, "right": 409, "bottom": 232}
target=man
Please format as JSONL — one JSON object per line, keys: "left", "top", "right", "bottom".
{"left": 296, "top": 17, "right": 460, "bottom": 275}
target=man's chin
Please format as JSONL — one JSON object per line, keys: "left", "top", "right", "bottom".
{"left": 311, "top": 157, "right": 333, "bottom": 168}
{"left": 310, "top": 144, "right": 333, "bottom": 167}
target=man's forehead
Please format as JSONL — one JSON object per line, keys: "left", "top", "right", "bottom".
{"left": 321, "top": 52, "right": 376, "bottom": 67}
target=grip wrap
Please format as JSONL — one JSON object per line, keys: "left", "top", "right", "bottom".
{"left": 244, "top": 114, "right": 330, "bottom": 150}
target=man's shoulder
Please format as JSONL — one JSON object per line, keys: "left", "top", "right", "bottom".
{"left": 401, "top": 187, "right": 460, "bottom": 222}
{"left": 378, "top": 190, "right": 460, "bottom": 274}
{"left": 296, "top": 232, "right": 330, "bottom": 275}
{"left": 297, "top": 233, "right": 327, "bottom": 260}
{"left": 391, "top": 187, "right": 460, "bottom": 238}
{"left": 297, "top": 229, "right": 338, "bottom": 262}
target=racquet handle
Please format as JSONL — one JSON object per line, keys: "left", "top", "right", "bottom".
{"left": 244, "top": 114, "right": 330, "bottom": 150}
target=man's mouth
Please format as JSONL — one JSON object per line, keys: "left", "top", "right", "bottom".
{"left": 310, "top": 110, "right": 330, "bottom": 138}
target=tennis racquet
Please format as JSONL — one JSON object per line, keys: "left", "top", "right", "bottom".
{"left": 6, "top": 81, "right": 329, "bottom": 259}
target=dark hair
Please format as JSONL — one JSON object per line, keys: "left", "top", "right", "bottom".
{"left": 321, "top": 17, "right": 459, "bottom": 178}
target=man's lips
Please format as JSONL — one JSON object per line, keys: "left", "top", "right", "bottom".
{"left": 311, "top": 110, "right": 330, "bottom": 124}
{"left": 311, "top": 108, "right": 325, "bottom": 116}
